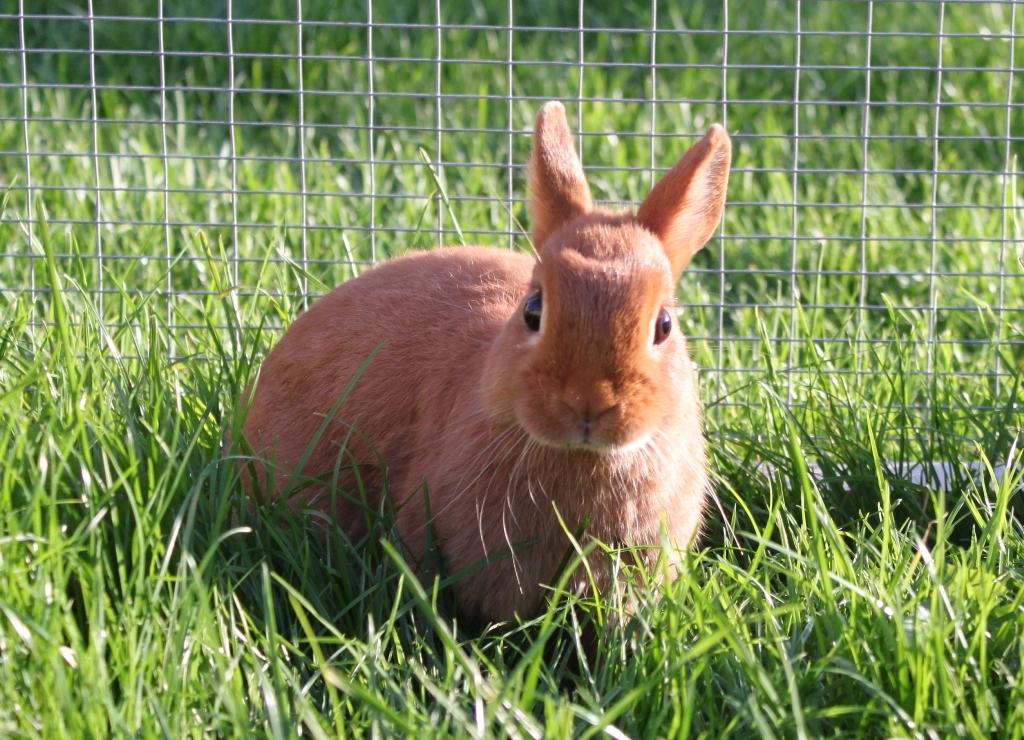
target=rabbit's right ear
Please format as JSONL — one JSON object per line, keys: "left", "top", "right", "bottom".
{"left": 637, "top": 124, "right": 731, "bottom": 278}
{"left": 529, "top": 102, "right": 593, "bottom": 251}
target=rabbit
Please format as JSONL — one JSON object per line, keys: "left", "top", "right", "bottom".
{"left": 240, "top": 101, "right": 731, "bottom": 625}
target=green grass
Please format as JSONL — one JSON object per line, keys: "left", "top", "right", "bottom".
{"left": 1, "top": 0, "right": 1023, "bottom": 736}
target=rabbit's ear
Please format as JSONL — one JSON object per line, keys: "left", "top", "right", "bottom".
{"left": 637, "top": 124, "right": 731, "bottom": 277}
{"left": 529, "top": 102, "right": 593, "bottom": 251}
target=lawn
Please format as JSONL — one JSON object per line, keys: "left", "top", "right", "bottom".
{"left": 0, "top": 0, "right": 1022, "bottom": 736}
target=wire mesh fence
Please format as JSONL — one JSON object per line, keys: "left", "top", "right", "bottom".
{"left": 1, "top": 0, "right": 1021, "bottom": 425}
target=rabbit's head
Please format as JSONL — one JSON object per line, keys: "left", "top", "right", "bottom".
{"left": 482, "top": 102, "right": 731, "bottom": 453}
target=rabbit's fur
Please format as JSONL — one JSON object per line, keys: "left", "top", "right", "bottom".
{"left": 241, "top": 102, "right": 731, "bottom": 623}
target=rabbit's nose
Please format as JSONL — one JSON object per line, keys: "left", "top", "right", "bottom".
{"left": 561, "top": 384, "right": 618, "bottom": 431}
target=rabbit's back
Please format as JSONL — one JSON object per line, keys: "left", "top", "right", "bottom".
{"left": 241, "top": 247, "right": 533, "bottom": 521}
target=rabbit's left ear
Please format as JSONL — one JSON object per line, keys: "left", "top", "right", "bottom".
{"left": 529, "top": 102, "right": 593, "bottom": 251}
{"left": 637, "top": 124, "right": 731, "bottom": 278}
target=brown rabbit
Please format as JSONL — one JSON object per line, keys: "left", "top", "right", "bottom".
{"left": 241, "top": 102, "right": 731, "bottom": 624}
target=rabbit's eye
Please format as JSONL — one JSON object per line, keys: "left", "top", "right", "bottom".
{"left": 654, "top": 308, "right": 672, "bottom": 345}
{"left": 523, "top": 291, "right": 542, "bottom": 332}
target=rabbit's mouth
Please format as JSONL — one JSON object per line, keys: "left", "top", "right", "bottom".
{"left": 516, "top": 413, "right": 651, "bottom": 456}
{"left": 510, "top": 387, "right": 655, "bottom": 454}
{"left": 556, "top": 435, "right": 651, "bottom": 456}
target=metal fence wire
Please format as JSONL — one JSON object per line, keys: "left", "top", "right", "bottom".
{"left": 1, "top": 1, "right": 1021, "bottom": 421}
